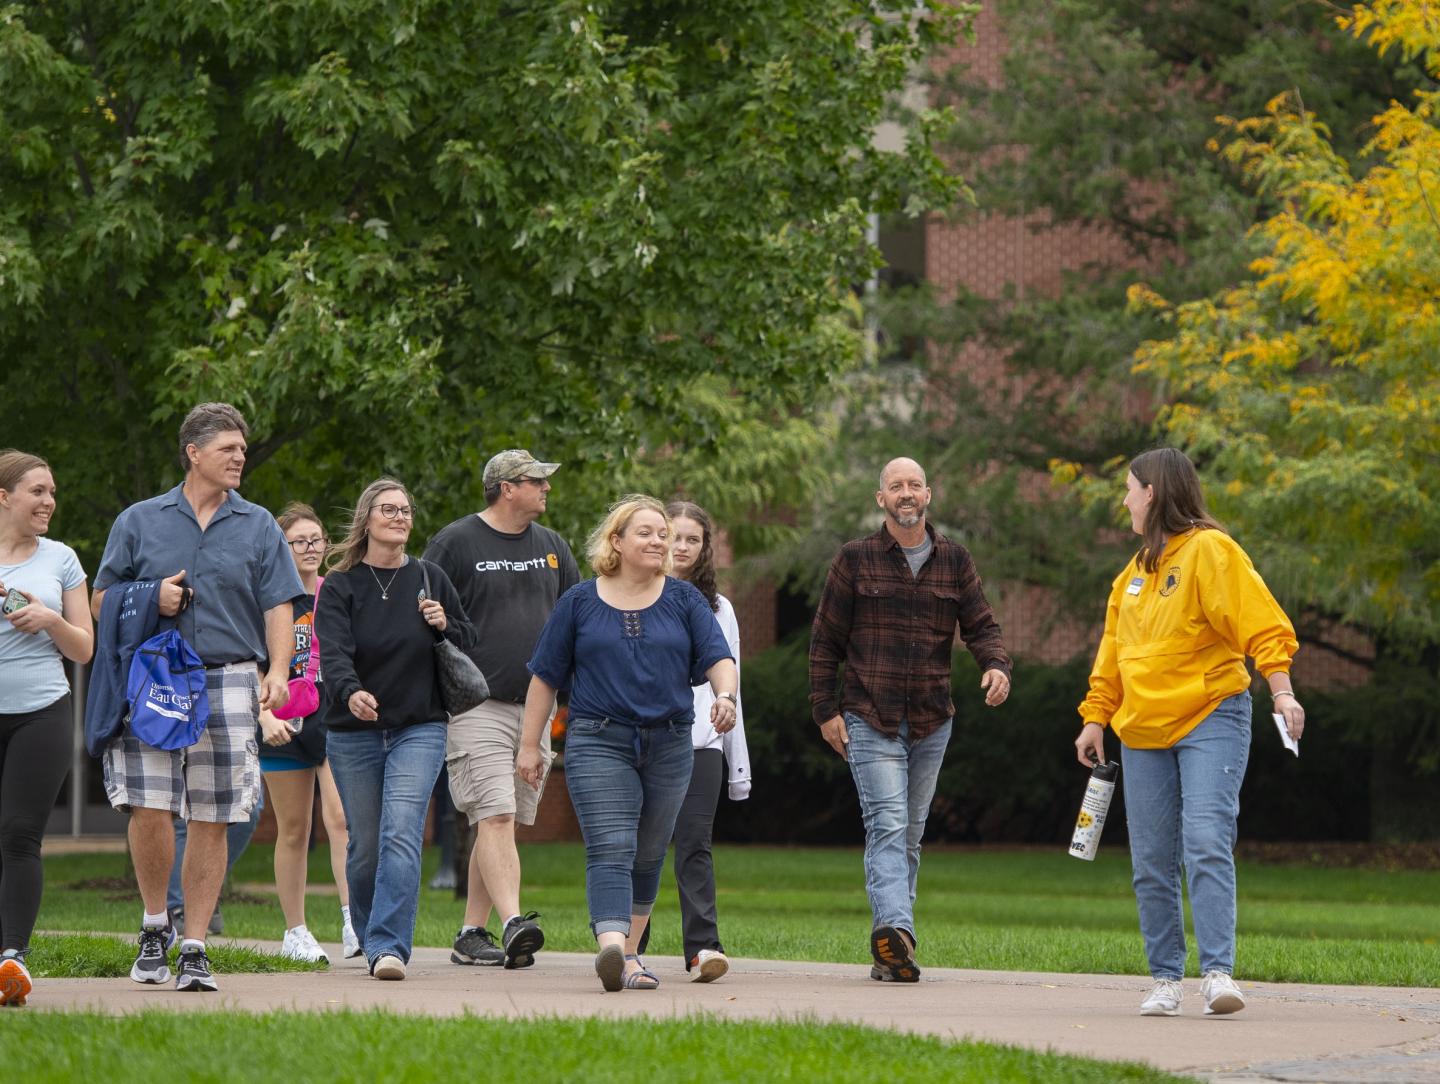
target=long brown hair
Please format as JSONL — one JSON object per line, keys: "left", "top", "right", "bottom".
{"left": 1130, "top": 448, "right": 1226, "bottom": 574}
{"left": 277, "top": 501, "right": 325, "bottom": 536}
{"left": 327, "top": 479, "right": 412, "bottom": 573}
{"left": 666, "top": 500, "right": 719, "bottom": 612}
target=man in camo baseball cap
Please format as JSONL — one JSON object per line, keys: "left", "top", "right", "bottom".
{"left": 482, "top": 450, "right": 561, "bottom": 489}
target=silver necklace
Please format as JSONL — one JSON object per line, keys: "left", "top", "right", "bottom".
{"left": 368, "top": 559, "right": 403, "bottom": 601}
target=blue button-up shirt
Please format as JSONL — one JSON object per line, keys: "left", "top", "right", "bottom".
{"left": 94, "top": 484, "right": 305, "bottom": 666}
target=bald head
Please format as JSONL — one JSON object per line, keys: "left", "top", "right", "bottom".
{"left": 879, "top": 457, "right": 926, "bottom": 490}
{"left": 876, "top": 457, "right": 931, "bottom": 531}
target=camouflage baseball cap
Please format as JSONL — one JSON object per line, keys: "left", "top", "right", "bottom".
{"left": 483, "top": 449, "right": 562, "bottom": 488}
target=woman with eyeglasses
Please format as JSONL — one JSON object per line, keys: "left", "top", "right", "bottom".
{"left": 0, "top": 450, "right": 94, "bottom": 1007}
{"left": 254, "top": 502, "right": 356, "bottom": 964}
{"left": 316, "top": 480, "right": 476, "bottom": 980}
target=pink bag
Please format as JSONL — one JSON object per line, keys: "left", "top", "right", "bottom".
{"left": 274, "top": 676, "right": 319, "bottom": 721}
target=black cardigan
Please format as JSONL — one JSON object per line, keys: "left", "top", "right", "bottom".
{"left": 315, "top": 557, "right": 476, "bottom": 732}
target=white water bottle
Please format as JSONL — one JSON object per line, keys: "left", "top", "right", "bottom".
{"left": 1068, "top": 759, "right": 1119, "bottom": 861}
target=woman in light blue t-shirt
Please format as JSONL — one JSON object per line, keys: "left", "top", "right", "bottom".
{"left": 0, "top": 450, "right": 94, "bottom": 1007}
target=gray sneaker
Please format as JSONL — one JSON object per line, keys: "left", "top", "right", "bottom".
{"left": 130, "top": 923, "right": 177, "bottom": 984}
{"left": 451, "top": 926, "right": 505, "bottom": 966}
{"left": 174, "top": 946, "right": 219, "bottom": 992}
{"left": 502, "top": 912, "right": 544, "bottom": 970}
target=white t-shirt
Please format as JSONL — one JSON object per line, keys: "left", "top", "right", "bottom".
{"left": 690, "top": 594, "right": 752, "bottom": 800}
{"left": 0, "top": 538, "right": 86, "bottom": 713}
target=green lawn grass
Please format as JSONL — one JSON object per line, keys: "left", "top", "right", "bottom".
{"left": 2, "top": 1010, "right": 1196, "bottom": 1084}
{"left": 25, "top": 933, "right": 324, "bottom": 978}
{"left": 35, "top": 843, "right": 1440, "bottom": 986}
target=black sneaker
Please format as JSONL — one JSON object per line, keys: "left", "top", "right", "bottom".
{"left": 501, "top": 911, "right": 544, "bottom": 970}
{"left": 870, "top": 925, "right": 920, "bottom": 983}
{"left": 174, "top": 946, "right": 219, "bottom": 992}
{"left": 451, "top": 926, "right": 505, "bottom": 966}
{"left": 130, "top": 923, "right": 177, "bottom": 984}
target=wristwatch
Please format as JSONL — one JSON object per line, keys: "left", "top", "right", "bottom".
{"left": 718, "top": 692, "right": 738, "bottom": 705}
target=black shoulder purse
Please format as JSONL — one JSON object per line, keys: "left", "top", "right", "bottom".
{"left": 419, "top": 561, "right": 490, "bottom": 718}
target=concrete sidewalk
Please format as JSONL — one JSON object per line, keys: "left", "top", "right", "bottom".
{"left": 23, "top": 936, "right": 1440, "bottom": 1082}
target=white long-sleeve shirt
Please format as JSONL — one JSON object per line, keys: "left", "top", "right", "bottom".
{"left": 691, "top": 594, "right": 751, "bottom": 800}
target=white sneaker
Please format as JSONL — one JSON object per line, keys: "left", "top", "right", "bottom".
{"left": 280, "top": 925, "right": 330, "bottom": 965}
{"left": 373, "top": 954, "right": 406, "bottom": 980}
{"left": 691, "top": 949, "right": 729, "bottom": 983}
{"left": 1139, "top": 978, "right": 1184, "bottom": 1016}
{"left": 1201, "top": 970, "right": 1246, "bottom": 1015}
{"left": 341, "top": 913, "right": 362, "bottom": 959}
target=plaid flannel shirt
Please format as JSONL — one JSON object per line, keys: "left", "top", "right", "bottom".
{"left": 808, "top": 522, "right": 1011, "bottom": 740}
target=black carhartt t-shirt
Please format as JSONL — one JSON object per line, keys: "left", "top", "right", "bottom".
{"left": 423, "top": 515, "right": 581, "bottom": 701}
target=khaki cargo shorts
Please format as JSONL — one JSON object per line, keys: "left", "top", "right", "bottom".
{"left": 444, "top": 699, "right": 554, "bottom": 825}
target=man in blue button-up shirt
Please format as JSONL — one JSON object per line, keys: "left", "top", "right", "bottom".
{"left": 91, "top": 402, "right": 304, "bottom": 992}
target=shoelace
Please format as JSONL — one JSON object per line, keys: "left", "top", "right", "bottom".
{"left": 180, "top": 949, "right": 211, "bottom": 974}
{"left": 138, "top": 929, "right": 168, "bottom": 960}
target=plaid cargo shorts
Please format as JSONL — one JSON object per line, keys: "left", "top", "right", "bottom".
{"left": 103, "top": 662, "right": 262, "bottom": 824}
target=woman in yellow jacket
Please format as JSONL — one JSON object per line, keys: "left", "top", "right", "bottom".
{"left": 1075, "top": 448, "right": 1306, "bottom": 1018}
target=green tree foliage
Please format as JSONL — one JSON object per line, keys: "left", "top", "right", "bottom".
{"left": 845, "top": 0, "right": 1425, "bottom": 617}
{"left": 0, "top": 0, "right": 969, "bottom": 563}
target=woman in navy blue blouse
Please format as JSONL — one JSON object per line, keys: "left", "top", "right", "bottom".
{"left": 517, "top": 495, "right": 737, "bottom": 992}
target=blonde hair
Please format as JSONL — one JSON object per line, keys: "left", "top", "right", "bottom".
{"left": 586, "top": 494, "right": 673, "bottom": 577}
{"left": 327, "top": 478, "right": 412, "bottom": 573}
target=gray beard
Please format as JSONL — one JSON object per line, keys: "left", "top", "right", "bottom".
{"left": 893, "top": 507, "right": 923, "bottom": 528}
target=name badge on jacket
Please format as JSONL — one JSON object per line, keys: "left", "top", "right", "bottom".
{"left": 1126, "top": 577, "right": 1145, "bottom": 596}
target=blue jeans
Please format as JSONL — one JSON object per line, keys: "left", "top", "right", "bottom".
{"left": 326, "top": 723, "right": 446, "bottom": 968}
{"left": 1121, "top": 691, "right": 1251, "bottom": 979}
{"left": 845, "top": 713, "right": 952, "bottom": 941}
{"left": 563, "top": 718, "right": 693, "bottom": 937}
{"left": 166, "top": 791, "right": 263, "bottom": 914}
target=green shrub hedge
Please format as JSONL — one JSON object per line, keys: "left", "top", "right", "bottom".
{"left": 717, "top": 635, "right": 1373, "bottom": 845}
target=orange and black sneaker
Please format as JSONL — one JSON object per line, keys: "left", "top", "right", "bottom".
{"left": 0, "top": 952, "right": 33, "bottom": 1007}
{"left": 870, "top": 925, "right": 920, "bottom": 983}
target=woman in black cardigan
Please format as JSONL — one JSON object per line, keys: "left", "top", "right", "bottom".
{"left": 317, "top": 478, "right": 475, "bottom": 981}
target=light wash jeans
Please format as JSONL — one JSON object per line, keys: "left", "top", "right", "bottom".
{"left": 326, "top": 722, "right": 446, "bottom": 969}
{"left": 167, "top": 793, "right": 263, "bottom": 915}
{"left": 563, "top": 717, "right": 693, "bottom": 937}
{"left": 1121, "top": 691, "right": 1251, "bottom": 979}
{"left": 845, "top": 713, "right": 952, "bottom": 942}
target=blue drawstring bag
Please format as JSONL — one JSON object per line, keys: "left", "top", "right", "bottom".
{"left": 126, "top": 630, "right": 211, "bottom": 750}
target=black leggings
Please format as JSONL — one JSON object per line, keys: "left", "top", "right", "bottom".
{"left": 0, "top": 695, "right": 72, "bottom": 953}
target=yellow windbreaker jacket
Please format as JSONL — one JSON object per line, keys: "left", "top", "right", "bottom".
{"left": 1078, "top": 528, "right": 1297, "bottom": 749}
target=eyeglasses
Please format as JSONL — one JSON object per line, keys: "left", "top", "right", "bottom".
{"left": 287, "top": 537, "right": 327, "bottom": 552}
{"left": 377, "top": 504, "right": 415, "bottom": 520}
{"left": 507, "top": 476, "right": 547, "bottom": 487}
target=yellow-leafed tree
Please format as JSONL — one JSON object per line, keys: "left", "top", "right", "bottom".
{"left": 1129, "top": 0, "right": 1440, "bottom": 652}
{"left": 1119, "top": 1, "right": 1440, "bottom": 835}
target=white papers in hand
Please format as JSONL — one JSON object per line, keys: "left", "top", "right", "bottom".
{"left": 1273, "top": 712, "right": 1300, "bottom": 757}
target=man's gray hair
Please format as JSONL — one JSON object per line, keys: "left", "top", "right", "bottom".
{"left": 178, "top": 402, "right": 249, "bottom": 469}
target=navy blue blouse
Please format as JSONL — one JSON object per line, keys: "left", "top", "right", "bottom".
{"left": 528, "top": 577, "right": 733, "bottom": 727}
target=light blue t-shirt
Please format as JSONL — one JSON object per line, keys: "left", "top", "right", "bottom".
{"left": 0, "top": 538, "right": 86, "bottom": 713}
